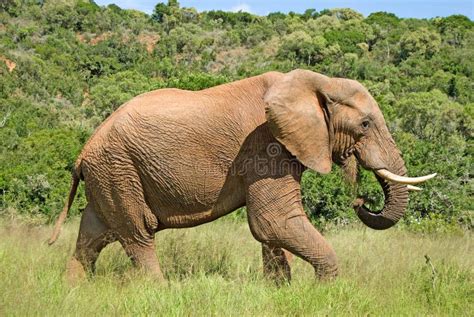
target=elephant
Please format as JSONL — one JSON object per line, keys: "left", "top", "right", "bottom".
{"left": 48, "top": 69, "right": 435, "bottom": 283}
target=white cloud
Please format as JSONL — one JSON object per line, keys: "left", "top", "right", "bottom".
{"left": 231, "top": 3, "right": 252, "bottom": 13}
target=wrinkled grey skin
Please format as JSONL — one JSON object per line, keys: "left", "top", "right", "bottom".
{"left": 50, "top": 69, "right": 409, "bottom": 283}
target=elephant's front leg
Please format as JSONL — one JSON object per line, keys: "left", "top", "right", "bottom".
{"left": 246, "top": 174, "right": 338, "bottom": 280}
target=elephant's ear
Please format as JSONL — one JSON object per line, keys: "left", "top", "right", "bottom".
{"left": 264, "top": 69, "right": 332, "bottom": 174}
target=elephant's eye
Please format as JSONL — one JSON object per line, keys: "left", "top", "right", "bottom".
{"left": 361, "top": 120, "right": 370, "bottom": 129}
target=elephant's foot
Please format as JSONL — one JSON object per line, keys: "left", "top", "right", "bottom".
{"left": 314, "top": 257, "right": 338, "bottom": 281}
{"left": 262, "top": 244, "right": 292, "bottom": 285}
{"left": 134, "top": 265, "right": 167, "bottom": 284}
{"left": 134, "top": 258, "right": 166, "bottom": 283}
{"left": 65, "top": 256, "right": 87, "bottom": 284}
{"left": 124, "top": 242, "right": 166, "bottom": 283}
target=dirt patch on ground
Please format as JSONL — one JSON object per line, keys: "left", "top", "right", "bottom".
{"left": 76, "top": 32, "right": 112, "bottom": 45}
{"left": 90, "top": 33, "right": 111, "bottom": 45}
{"left": 137, "top": 32, "right": 160, "bottom": 53}
{"left": 82, "top": 89, "right": 91, "bottom": 107}
{"left": 76, "top": 33, "right": 86, "bottom": 43}
{"left": 209, "top": 47, "right": 249, "bottom": 73}
{"left": 76, "top": 31, "right": 159, "bottom": 53}
{"left": 0, "top": 55, "right": 16, "bottom": 72}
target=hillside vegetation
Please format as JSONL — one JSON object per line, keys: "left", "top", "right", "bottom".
{"left": 0, "top": 1, "right": 472, "bottom": 230}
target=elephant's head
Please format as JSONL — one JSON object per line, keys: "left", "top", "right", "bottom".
{"left": 264, "top": 69, "right": 435, "bottom": 230}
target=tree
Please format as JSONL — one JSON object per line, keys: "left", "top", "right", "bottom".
{"left": 396, "top": 90, "right": 469, "bottom": 141}
{"left": 302, "top": 8, "right": 318, "bottom": 20}
{"left": 365, "top": 12, "right": 400, "bottom": 28}
{"left": 400, "top": 27, "right": 441, "bottom": 59}
{"left": 152, "top": 1, "right": 181, "bottom": 25}
{"left": 168, "top": 0, "right": 179, "bottom": 8}
{"left": 152, "top": 2, "right": 172, "bottom": 23}
{"left": 327, "top": 8, "right": 363, "bottom": 21}
{"left": 434, "top": 15, "right": 473, "bottom": 47}
{"left": 278, "top": 31, "right": 328, "bottom": 65}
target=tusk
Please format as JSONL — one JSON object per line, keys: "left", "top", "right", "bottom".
{"left": 375, "top": 169, "right": 437, "bottom": 185}
{"left": 407, "top": 185, "right": 422, "bottom": 191}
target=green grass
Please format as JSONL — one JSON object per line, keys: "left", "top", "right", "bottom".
{"left": 0, "top": 218, "right": 472, "bottom": 316}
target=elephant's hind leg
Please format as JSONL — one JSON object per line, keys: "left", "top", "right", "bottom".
{"left": 67, "top": 204, "right": 115, "bottom": 283}
{"left": 112, "top": 200, "right": 165, "bottom": 281}
{"left": 262, "top": 243, "right": 293, "bottom": 284}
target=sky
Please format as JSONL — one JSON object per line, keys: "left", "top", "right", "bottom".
{"left": 95, "top": 0, "right": 474, "bottom": 19}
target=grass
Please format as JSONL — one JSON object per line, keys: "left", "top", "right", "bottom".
{"left": 0, "top": 217, "right": 472, "bottom": 316}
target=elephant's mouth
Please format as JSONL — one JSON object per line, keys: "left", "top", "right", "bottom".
{"left": 335, "top": 141, "right": 362, "bottom": 184}
{"left": 340, "top": 154, "right": 359, "bottom": 184}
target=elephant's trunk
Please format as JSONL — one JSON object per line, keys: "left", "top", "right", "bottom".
{"left": 353, "top": 155, "right": 409, "bottom": 230}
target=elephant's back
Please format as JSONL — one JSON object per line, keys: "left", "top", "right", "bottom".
{"left": 78, "top": 88, "right": 203, "bottom": 160}
{"left": 83, "top": 72, "right": 274, "bottom": 150}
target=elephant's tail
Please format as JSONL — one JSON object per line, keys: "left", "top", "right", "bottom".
{"left": 48, "top": 167, "right": 81, "bottom": 245}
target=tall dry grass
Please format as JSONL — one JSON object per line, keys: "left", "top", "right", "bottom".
{"left": 0, "top": 218, "right": 472, "bottom": 316}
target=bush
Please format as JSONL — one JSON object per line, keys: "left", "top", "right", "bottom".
{"left": 0, "top": 128, "right": 88, "bottom": 218}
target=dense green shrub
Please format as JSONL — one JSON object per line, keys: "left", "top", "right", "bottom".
{"left": 88, "top": 70, "right": 164, "bottom": 118}
{"left": 0, "top": 128, "right": 88, "bottom": 219}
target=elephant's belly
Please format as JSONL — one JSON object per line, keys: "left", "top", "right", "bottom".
{"left": 142, "top": 171, "right": 246, "bottom": 229}
{"left": 156, "top": 203, "right": 244, "bottom": 229}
